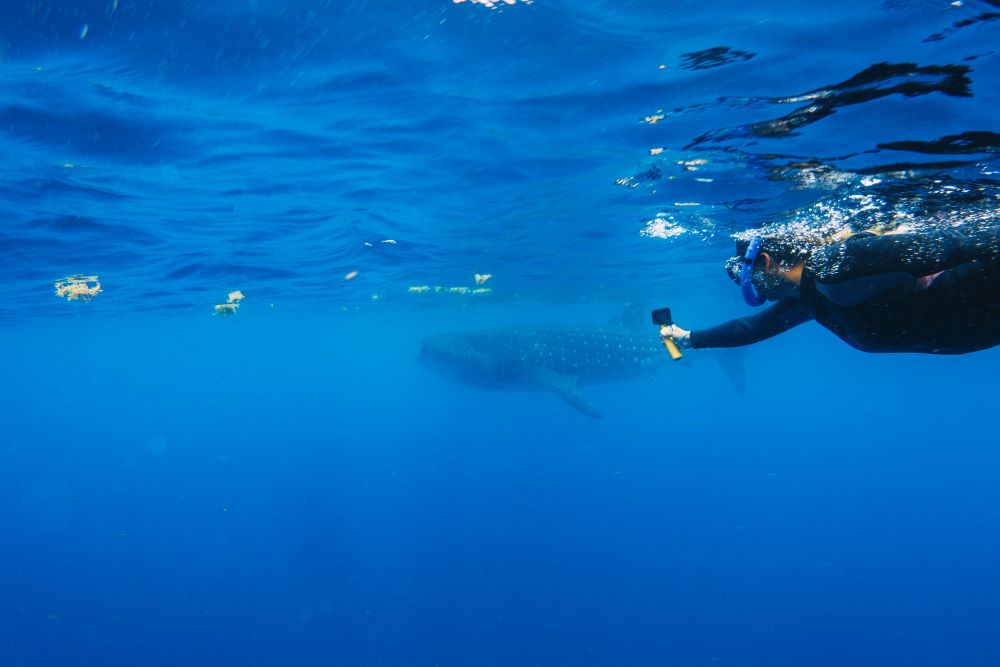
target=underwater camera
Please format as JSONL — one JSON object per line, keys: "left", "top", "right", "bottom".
{"left": 651, "top": 307, "right": 683, "bottom": 361}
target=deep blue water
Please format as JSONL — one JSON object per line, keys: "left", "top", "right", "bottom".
{"left": 2, "top": 1, "right": 1000, "bottom": 665}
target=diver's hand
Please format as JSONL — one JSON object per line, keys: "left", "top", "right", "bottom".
{"left": 661, "top": 324, "right": 692, "bottom": 349}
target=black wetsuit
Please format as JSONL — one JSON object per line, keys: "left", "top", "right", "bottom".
{"left": 691, "top": 227, "right": 1000, "bottom": 354}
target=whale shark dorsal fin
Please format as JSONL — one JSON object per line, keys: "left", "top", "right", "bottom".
{"left": 533, "top": 369, "right": 602, "bottom": 419}
{"left": 606, "top": 302, "right": 645, "bottom": 331}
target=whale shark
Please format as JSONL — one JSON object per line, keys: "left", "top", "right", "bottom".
{"left": 418, "top": 307, "right": 744, "bottom": 417}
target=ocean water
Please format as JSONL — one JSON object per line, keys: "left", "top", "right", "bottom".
{"left": 2, "top": 0, "right": 1000, "bottom": 665}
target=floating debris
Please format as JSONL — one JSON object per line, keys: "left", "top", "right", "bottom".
{"left": 408, "top": 285, "right": 491, "bottom": 295}
{"left": 649, "top": 147, "right": 664, "bottom": 156}
{"left": 345, "top": 271, "right": 358, "bottom": 280}
{"left": 642, "top": 113, "right": 665, "bottom": 124}
{"left": 677, "top": 159, "right": 708, "bottom": 171}
{"left": 54, "top": 274, "right": 102, "bottom": 301}
{"left": 213, "top": 303, "right": 239, "bottom": 317}
{"left": 474, "top": 273, "right": 492, "bottom": 285}
{"left": 213, "top": 289, "right": 244, "bottom": 316}
{"left": 381, "top": 239, "right": 397, "bottom": 245}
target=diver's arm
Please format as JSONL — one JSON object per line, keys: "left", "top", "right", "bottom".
{"left": 688, "top": 297, "right": 814, "bottom": 349}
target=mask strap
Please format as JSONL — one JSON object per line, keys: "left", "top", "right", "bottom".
{"left": 740, "top": 236, "right": 766, "bottom": 307}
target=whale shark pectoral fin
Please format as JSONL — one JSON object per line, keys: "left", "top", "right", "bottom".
{"left": 704, "top": 347, "right": 747, "bottom": 396}
{"left": 534, "top": 370, "right": 602, "bottom": 419}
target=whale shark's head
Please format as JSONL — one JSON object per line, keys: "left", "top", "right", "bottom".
{"left": 418, "top": 332, "right": 499, "bottom": 386}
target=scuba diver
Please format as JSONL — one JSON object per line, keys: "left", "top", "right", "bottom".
{"left": 661, "top": 223, "right": 1000, "bottom": 355}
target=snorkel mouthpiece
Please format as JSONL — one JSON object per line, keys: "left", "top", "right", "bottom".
{"left": 740, "top": 236, "right": 766, "bottom": 307}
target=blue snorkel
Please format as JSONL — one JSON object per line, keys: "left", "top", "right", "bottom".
{"left": 740, "top": 236, "right": 766, "bottom": 307}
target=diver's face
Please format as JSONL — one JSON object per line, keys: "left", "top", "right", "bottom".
{"left": 748, "top": 269, "right": 792, "bottom": 301}
{"left": 725, "top": 251, "right": 801, "bottom": 301}
{"left": 757, "top": 252, "right": 801, "bottom": 300}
